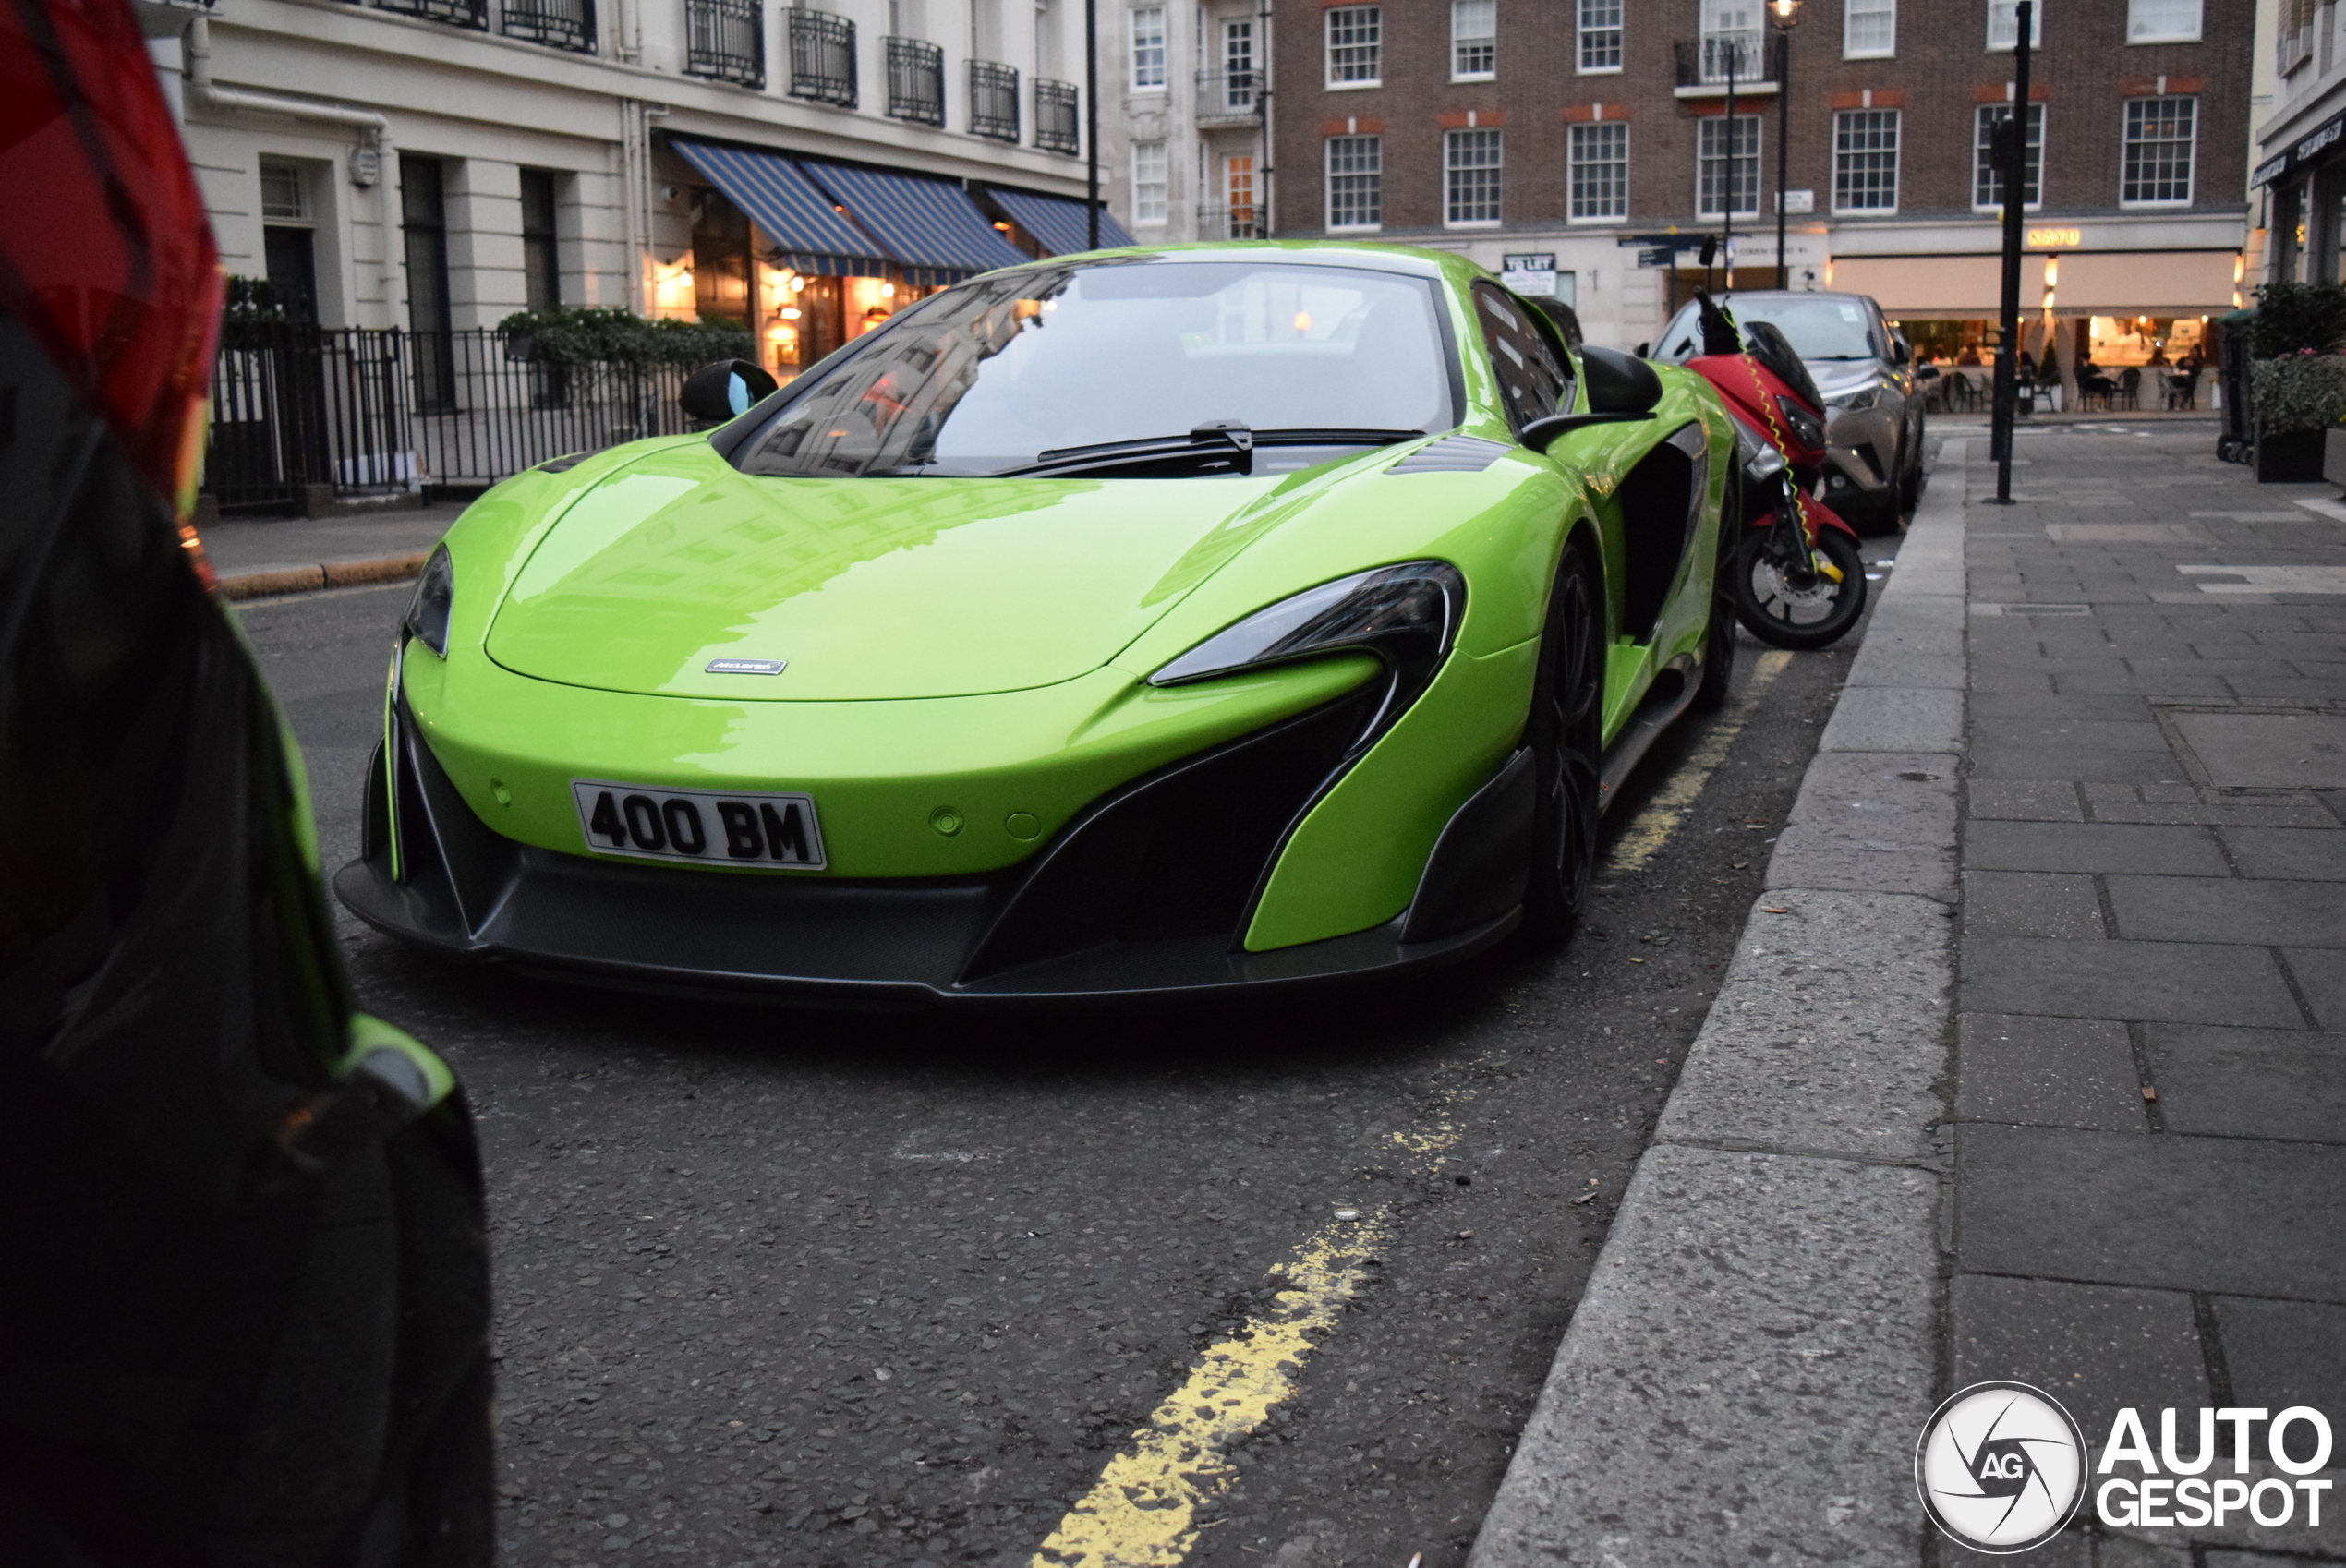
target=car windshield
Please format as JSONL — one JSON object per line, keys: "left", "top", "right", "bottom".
{"left": 734, "top": 260, "right": 1455, "bottom": 479}
{"left": 1658, "top": 296, "right": 1884, "bottom": 362}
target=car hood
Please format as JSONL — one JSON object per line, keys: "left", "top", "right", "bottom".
{"left": 1808, "top": 359, "right": 1890, "bottom": 396}
{"left": 483, "top": 451, "right": 1307, "bottom": 702}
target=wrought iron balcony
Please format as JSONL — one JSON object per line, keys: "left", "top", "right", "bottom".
{"left": 1034, "top": 78, "right": 1079, "bottom": 154}
{"left": 885, "top": 36, "right": 945, "bottom": 124}
{"left": 969, "top": 59, "right": 1020, "bottom": 142}
{"left": 373, "top": 0, "right": 485, "bottom": 29}
{"left": 788, "top": 7, "right": 857, "bottom": 107}
{"left": 502, "top": 0, "right": 595, "bottom": 51}
{"left": 1673, "top": 32, "right": 1774, "bottom": 90}
{"left": 1194, "top": 67, "right": 1258, "bottom": 122}
{"left": 1196, "top": 203, "right": 1261, "bottom": 240}
{"left": 685, "top": 0, "right": 764, "bottom": 87}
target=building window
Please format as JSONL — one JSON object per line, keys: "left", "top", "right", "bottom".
{"left": 1445, "top": 127, "right": 1502, "bottom": 225}
{"left": 520, "top": 167, "right": 562, "bottom": 313}
{"left": 1697, "top": 114, "right": 1760, "bottom": 218}
{"left": 1988, "top": 0, "right": 2043, "bottom": 49}
{"left": 1451, "top": 0, "right": 1494, "bottom": 79}
{"left": 1972, "top": 103, "right": 2044, "bottom": 210}
{"left": 885, "top": 36, "right": 946, "bottom": 125}
{"left": 400, "top": 153, "right": 455, "bottom": 408}
{"left": 1577, "top": 0, "right": 1621, "bottom": 71}
{"left": 1832, "top": 109, "right": 1899, "bottom": 212}
{"left": 1567, "top": 121, "right": 1627, "bottom": 220}
{"left": 1844, "top": 0, "right": 1894, "bottom": 56}
{"left": 1131, "top": 139, "right": 1168, "bottom": 223}
{"left": 2281, "top": 0, "right": 2314, "bottom": 75}
{"left": 1326, "top": 134, "right": 1381, "bottom": 228}
{"left": 684, "top": 0, "right": 765, "bottom": 87}
{"left": 259, "top": 159, "right": 318, "bottom": 322}
{"left": 2127, "top": 0, "right": 2199, "bottom": 41}
{"left": 2122, "top": 96, "right": 2195, "bottom": 205}
{"left": 260, "top": 158, "right": 308, "bottom": 222}
{"left": 1698, "top": 0, "right": 1763, "bottom": 83}
{"left": 503, "top": 0, "right": 596, "bottom": 53}
{"left": 1129, "top": 5, "right": 1166, "bottom": 89}
{"left": 970, "top": 59, "right": 1021, "bottom": 140}
{"left": 1225, "top": 154, "right": 1257, "bottom": 238}
{"left": 786, "top": 7, "right": 858, "bottom": 107}
{"left": 1220, "top": 18, "right": 1256, "bottom": 112}
{"left": 1034, "top": 78, "right": 1080, "bottom": 153}
{"left": 1326, "top": 5, "right": 1380, "bottom": 87}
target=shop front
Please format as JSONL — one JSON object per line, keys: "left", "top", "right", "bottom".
{"left": 670, "top": 139, "right": 1131, "bottom": 384}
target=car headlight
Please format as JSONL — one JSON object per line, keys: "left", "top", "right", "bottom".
{"left": 405, "top": 545, "right": 454, "bottom": 657}
{"left": 1825, "top": 386, "right": 1880, "bottom": 412}
{"left": 1150, "top": 561, "right": 1466, "bottom": 726}
{"left": 1776, "top": 394, "right": 1828, "bottom": 450}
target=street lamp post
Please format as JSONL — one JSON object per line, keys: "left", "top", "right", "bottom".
{"left": 1085, "top": 0, "right": 1099, "bottom": 248}
{"left": 1768, "top": 0, "right": 1801, "bottom": 290}
{"left": 1990, "top": 0, "right": 2034, "bottom": 502}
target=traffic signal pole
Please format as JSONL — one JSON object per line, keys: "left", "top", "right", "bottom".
{"left": 1990, "top": 0, "right": 2033, "bottom": 504}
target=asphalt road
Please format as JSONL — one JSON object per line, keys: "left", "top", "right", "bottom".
{"left": 237, "top": 545, "right": 1881, "bottom": 1568}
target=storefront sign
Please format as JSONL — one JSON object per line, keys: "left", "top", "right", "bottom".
{"left": 2253, "top": 107, "right": 2346, "bottom": 187}
{"left": 2026, "top": 228, "right": 2083, "bottom": 247}
{"left": 1502, "top": 253, "right": 1558, "bottom": 296}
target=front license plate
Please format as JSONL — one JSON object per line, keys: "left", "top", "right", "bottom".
{"left": 571, "top": 780, "right": 827, "bottom": 871}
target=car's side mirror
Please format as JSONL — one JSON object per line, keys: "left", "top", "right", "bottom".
{"left": 1891, "top": 340, "right": 1911, "bottom": 365}
{"left": 1633, "top": 341, "right": 1651, "bottom": 358}
{"left": 1520, "top": 345, "right": 1663, "bottom": 454}
{"left": 680, "top": 358, "right": 780, "bottom": 424}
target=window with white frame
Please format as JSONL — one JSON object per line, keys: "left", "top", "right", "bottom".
{"left": 1452, "top": 0, "right": 1494, "bottom": 78}
{"left": 1832, "top": 109, "right": 1899, "bottom": 211}
{"left": 1222, "top": 18, "right": 1255, "bottom": 111}
{"left": 1697, "top": 115, "right": 1760, "bottom": 218}
{"left": 2122, "top": 96, "right": 2195, "bottom": 205}
{"left": 1567, "top": 122, "right": 1628, "bottom": 220}
{"left": 1972, "top": 103, "right": 2043, "bottom": 209}
{"left": 1989, "top": 0, "right": 2043, "bottom": 49}
{"left": 1445, "top": 128, "right": 1502, "bottom": 224}
{"left": 1326, "top": 6, "right": 1381, "bottom": 86}
{"left": 260, "top": 158, "right": 309, "bottom": 221}
{"left": 1326, "top": 134, "right": 1381, "bottom": 227}
{"left": 2126, "top": 0, "right": 2199, "bottom": 41}
{"left": 1131, "top": 139, "right": 1168, "bottom": 223}
{"left": 1845, "top": 0, "right": 1894, "bottom": 56}
{"left": 1577, "top": 0, "right": 1621, "bottom": 71}
{"left": 1129, "top": 6, "right": 1166, "bottom": 89}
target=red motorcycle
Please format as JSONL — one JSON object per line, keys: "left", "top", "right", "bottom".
{"left": 1683, "top": 292, "right": 1868, "bottom": 650}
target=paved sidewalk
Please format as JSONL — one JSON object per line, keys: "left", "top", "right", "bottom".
{"left": 1953, "top": 428, "right": 2346, "bottom": 1562}
{"left": 196, "top": 505, "right": 458, "bottom": 594}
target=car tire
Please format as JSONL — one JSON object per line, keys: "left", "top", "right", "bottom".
{"left": 1523, "top": 545, "right": 1603, "bottom": 939}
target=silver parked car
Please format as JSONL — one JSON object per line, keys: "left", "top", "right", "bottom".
{"left": 1651, "top": 289, "right": 1924, "bottom": 534}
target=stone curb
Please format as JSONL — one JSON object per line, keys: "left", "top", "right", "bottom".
{"left": 219, "top": 551, "right": 431, "bottom": 601}
{"left": 1468, "top": 440, "right": 1974, "bottom": 1568}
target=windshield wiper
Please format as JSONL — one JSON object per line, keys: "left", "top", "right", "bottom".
{"left": 999, "top": 423, "right": 1424, "bottom": 479}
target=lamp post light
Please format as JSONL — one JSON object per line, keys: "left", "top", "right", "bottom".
{"left": 1768, "top": 0, "right": 1801, "bottom": 291}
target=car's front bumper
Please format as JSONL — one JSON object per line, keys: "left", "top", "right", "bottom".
{"left": 335, "top": 689, "right": 1534, "bottom": 1007}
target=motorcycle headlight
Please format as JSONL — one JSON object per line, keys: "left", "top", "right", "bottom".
{"left": 405, "top": 545, "right": 454, "bottom": 658}
{"left": 1825, "top": 386, "right": 1880, "bottom": 412}
{"left": 1776, "top": 394, "right": 1828, "bottom": 450}
{"left": 1150, "top": 561, "right": 1466, "bottom": 720}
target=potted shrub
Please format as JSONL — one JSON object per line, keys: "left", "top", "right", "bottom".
{"left": 2249, "top": 351, "right": 2346, "bottom": 481}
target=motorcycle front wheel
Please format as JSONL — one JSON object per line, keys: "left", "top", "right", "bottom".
{"left": 1732, "top": 525, "right": 1868, "bottom": 650}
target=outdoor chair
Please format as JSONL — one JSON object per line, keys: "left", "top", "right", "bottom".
{"left": 2166, "top": 368, "right": 2199, "bottom": 410}
{"left": 2117, "top": 368, "right": 2142, "bottom": 410}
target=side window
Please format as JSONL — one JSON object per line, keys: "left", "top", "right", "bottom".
{"left": 1474, "top": 282, "right": 1572, "bottom": 436}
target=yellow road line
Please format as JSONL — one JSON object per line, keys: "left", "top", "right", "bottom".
{"left": 1034, "top": 1098, "right": 1473, "bottom": 1567}
{"left": 1603, "top": 649, "right": 1794, "bottom": 874}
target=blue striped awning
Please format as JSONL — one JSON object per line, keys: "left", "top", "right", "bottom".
{"left": 987, "top": 188, "right": 1135, "bottom": 256}
{"left": 670, "top": 139, "right": 890, "bottom": 278}
{"left": 799, "top": 161, "right": 1033, "bottom": 285}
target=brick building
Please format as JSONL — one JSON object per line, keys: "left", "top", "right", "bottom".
{"left": 1263, "top": 0, "right": 2256, "bottom": 366}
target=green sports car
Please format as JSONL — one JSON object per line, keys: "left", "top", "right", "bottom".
{"left": 337, "top": 243, "right": 1740, "bottom": 1004}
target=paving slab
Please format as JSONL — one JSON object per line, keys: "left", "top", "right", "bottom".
{"left": 2107, "top": 874, "right": 2346, "bottom": 947}
{"left": 2170, "top": 711, "right": 2346, "bottom": 788}
{"left": 1765, "top": 754, "right": 1961, "bottom": 900}
{"left": 1964, "top": 820, "right": 2229, "bottom": 876}
{"left": 2221, "top": 826, "right": 2346, "bottom": 879}
{"left": 1969, "top": 743, "right": 2205, "bottom": 783}
{"left": 1956, "top": 1013, "right": 2144, "bottom": 1130}
{"left": 1957, "top": 1123, "right": 2346, "bottom": 1299}
{"left": 1960, "top": 936, "right": 2307, "bottom": 1028}
{"left": 1466, "top": 1147, "right": 1940, "bottom": 1568}
{"left": 2288, "top": 947, "right": 2346, "bottom": 1030}
{"left": 1962, "top": 871, "right": 2107, "bottom": 940}
{"left": 1817, "top": 685, "right": 1965, "bottom": 754}
{"left": 1947, "top": 1274, "right": 2207, "bottom": 1445}
{"left": 2207, "top": 1296, "right": 2346, "bottom": 1445}
{"left": 1967, "top": 779, "right": 2087, "bottom": 821}
{"left": 2144, "top": 1024, "right": 2346, "bottom": 1142}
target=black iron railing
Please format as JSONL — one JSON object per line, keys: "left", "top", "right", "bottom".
{"left": 1194, "top": 67, "right": 1256, "bottom": 118}
{"left": 1195, "top": 203, "right": 1260, "bottom": 239}
{"left": 969, "top": 59, "right": 1019, "bottom": 141}
{"left": 686, "top": 0, "right": 765, "bottom": 87}
{"left": 203, "top": 323, "right": 696, "bottom": 511}
{"left": 374, "top": 0, "right": 485, "bottom": 26}
{"left": 885, "top": 35, "right": 944, "bottom": 123}
{"left": 1673, "top": 33, "right": 1772, "bottom": 87}
{"left": 503, "top": 0, "right": 596, "bottom": 51}
{"left": 787, "top": 7, "right": 857, "bottom": 106}
{"left": 1034, "top": 78, "right": 1078, "bottom": 153}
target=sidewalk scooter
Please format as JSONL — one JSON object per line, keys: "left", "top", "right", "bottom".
{"left": 1682, "top": 291, "right": 1868, "bottom": 650}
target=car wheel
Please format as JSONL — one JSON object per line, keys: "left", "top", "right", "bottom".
{"left": 1524, "top": 546, "right": 1603, "bottom": 937}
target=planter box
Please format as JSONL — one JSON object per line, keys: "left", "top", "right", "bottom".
{"left": 2257, "top": 428, "right": 2327, "bottom": 482}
